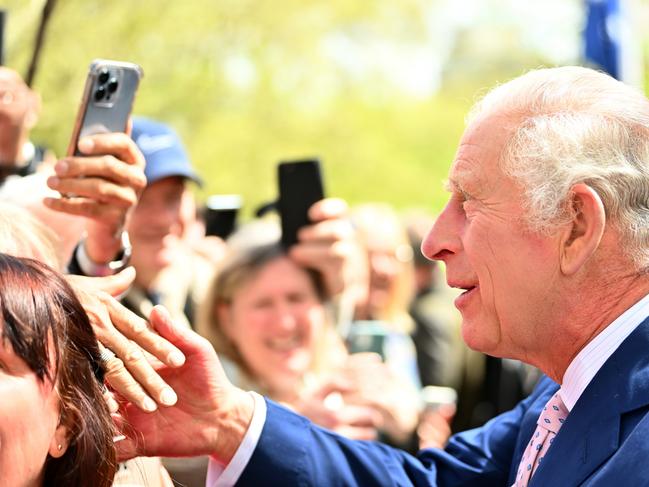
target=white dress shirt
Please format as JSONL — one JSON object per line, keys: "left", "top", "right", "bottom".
{"left": 207, "top": 292, "right": 649, "bottom": 486}
{"left": 560, "top": 291, "right": 649, "bottom": 411}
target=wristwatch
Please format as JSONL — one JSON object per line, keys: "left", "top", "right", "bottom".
{"left": 75, "top": 230, "right": 132, "bottom": 277}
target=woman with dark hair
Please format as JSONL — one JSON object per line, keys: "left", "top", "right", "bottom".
{"left": 0, "top": 253, "right": 116, "bottom": 486}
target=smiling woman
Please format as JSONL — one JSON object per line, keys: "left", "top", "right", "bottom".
{"left": 0, "top": 253, "right": 116, "bottom": 487}
{"left": 197, "top": 239, "right": 335, "bottom": 401}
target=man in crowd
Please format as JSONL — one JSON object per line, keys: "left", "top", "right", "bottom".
{"left": 116, "top": 66, "right": 649, "bottom": 486}
{"left": 122, "top": 117, "right": 206, "bottom": 328}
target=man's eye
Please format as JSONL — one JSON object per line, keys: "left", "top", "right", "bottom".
{"left": 453, "top": 190, "right": 470, "bottom": 205}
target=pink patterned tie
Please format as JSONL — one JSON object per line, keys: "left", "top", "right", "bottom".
{"left": 512, "top": 392, "right": 568, "bottom": 487}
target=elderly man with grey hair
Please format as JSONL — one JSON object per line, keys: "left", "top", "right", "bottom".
{"left": 116, "top": 66, "right": 649, "bottom": 486}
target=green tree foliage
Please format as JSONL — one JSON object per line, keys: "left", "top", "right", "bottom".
{"left": 3, "top": 0, "right": 638, "bottom": 219}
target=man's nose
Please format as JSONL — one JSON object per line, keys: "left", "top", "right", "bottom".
{"left": 421, "top": 200, "right": 462, "bottom": 262}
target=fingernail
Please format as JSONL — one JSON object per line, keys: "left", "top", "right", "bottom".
{"left": 121, "top": 266, "right": 136, "bottom": 277}
{"left": 143, "top": 397, "right": 157, "bottom": 412}
{"left": 78, "top": 137, "right": 94, "bottom": 152}
{"left": 160, "top": 387, "right": 178, "bottom": 406}
{"left": 55, "top": 160, "right": 69, "bottom": 175}
{"left": 168, "top": 350, "right": 185, "bottom": 367}
{"left": 47, "top": 176, "right": 60, "bottom": 188}
{"left": 155, "top": 305, "right": 172, "bottom": 321}
{"left": 107, "top": 396, "right": 119, "bottom": 413}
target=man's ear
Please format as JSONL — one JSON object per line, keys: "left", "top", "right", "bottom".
{"left": 559, "top": 183, "right": 606, "bottom": 275}
{"left": 48, "top": 423, "right": 70, "bottom": 458}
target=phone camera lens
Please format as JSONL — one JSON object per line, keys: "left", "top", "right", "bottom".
{"left": 107, "top": 78, "right": 119, "bottom": 93}
{"left": 94, "top": 86, "right": 106, "bottom": 102}
{"left": 98, "top": 68, "right": 110, "bottom": 84}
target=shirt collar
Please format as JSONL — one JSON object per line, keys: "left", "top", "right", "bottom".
{"left": 560, "top": 291, "right": 649, "bottom": 411}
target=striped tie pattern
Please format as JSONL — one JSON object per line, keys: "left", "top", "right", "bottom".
{"left": 512, "top": 392, "right": 568, "bottom": 487}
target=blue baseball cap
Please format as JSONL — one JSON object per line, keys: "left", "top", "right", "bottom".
{"left": 131, "top": 117, "right": 203, "bottom": 187}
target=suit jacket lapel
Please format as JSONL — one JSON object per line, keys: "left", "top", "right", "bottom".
{"left": 531, "top": 316, "right": 649, "bottom": 486}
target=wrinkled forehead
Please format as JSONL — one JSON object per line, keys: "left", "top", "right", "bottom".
{"left": 448, "top": 113, "right": 518, "bottom": 192}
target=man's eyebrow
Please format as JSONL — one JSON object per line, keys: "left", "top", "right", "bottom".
{"left": 443, "top": 178, "right": 469, "bottom": 196}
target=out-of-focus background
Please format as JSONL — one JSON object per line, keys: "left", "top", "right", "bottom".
{"left": 1, "top": 0, "right": 648, "bottom": 215}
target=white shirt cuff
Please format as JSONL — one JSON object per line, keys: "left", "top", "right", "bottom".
{"left": 206, "top": 391, "right": 267, "bottom": 487}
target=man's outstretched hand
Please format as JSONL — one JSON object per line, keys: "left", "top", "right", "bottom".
{"left": 115, "top": 306, "right": 255, "bottom": 465}
{"left": 66, "top": 270, "right": 185, "bottom": 412}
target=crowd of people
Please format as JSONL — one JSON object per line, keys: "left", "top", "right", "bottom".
{"left": 1, "top": 59, "right": 648, "bottom": 487}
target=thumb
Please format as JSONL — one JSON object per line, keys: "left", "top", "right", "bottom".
{"left": 88, "top": 266, "right": 136, "bottom": 297}
{"left": 437, "top": 403, "right": 457, "bottom": 424}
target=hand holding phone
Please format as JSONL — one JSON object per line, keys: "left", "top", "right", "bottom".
{"left": 278, "top": 159, "right": 325, "bottom": 248}
{"left": 44, "top": 59, "right": 146, "bottom": 265}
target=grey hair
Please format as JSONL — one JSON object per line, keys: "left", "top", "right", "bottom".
{"left": 470, "top": 66, "right": 649, "bottom": 270}
{"left": 0, "top": 202, "right": 62, "bottom": 269}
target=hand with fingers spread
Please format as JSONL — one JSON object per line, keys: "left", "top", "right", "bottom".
{"left": 45, "top": 131, "right": 147, "bottom": 265}
{"left": 289, "top": 198, "right": 368, "bottom": 300}
{"left": 115, "top": 306, "right": 254, "bottom": 464}
{"left": 65, "top": 269, "right": 186, "bottom": 412}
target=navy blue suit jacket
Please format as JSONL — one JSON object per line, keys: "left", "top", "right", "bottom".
{"left": 238, "top": 316, "right": 649, "bottom": 486}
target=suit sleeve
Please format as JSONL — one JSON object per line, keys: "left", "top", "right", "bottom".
{"left": 237, "top": 378, "right": 553, "bottom": 486}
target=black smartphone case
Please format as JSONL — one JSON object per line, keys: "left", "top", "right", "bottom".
{"left": 278, "top": 159, "right": 325, "bottom": 248}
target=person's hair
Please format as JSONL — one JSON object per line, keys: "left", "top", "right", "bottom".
{"left": 0, "top": 202, "right": 62, "bottom": 270}
{"left": 350, "top": 203, "right": 415, "bottom": 333}
{"left": 197, "top": 239, "right": 329, "bottom": 389}
{"left": 0, "top": 253, "right": 116, "bottom": 486}
{"left": 470, "top": 66, "right": 649, "bottom": 270}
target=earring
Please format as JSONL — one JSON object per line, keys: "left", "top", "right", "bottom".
{"left": 57, "top": 444, "right": 62, "bottom": 451}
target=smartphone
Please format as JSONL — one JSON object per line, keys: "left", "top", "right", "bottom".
{"left": 204, "top": 194, "right": 242, "bottom": 239}
{"left": 278, "top": 159, "right": 325, "bottom": 248}
{"left": 67, "top": 59, "right": 143, "bottom": 156}
{"left": 345, "top": 320, "right": 389, "bottom": 360}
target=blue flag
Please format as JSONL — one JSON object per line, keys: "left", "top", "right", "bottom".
{"left": 584, "top": 0, "right": 621, "bottom": 79}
